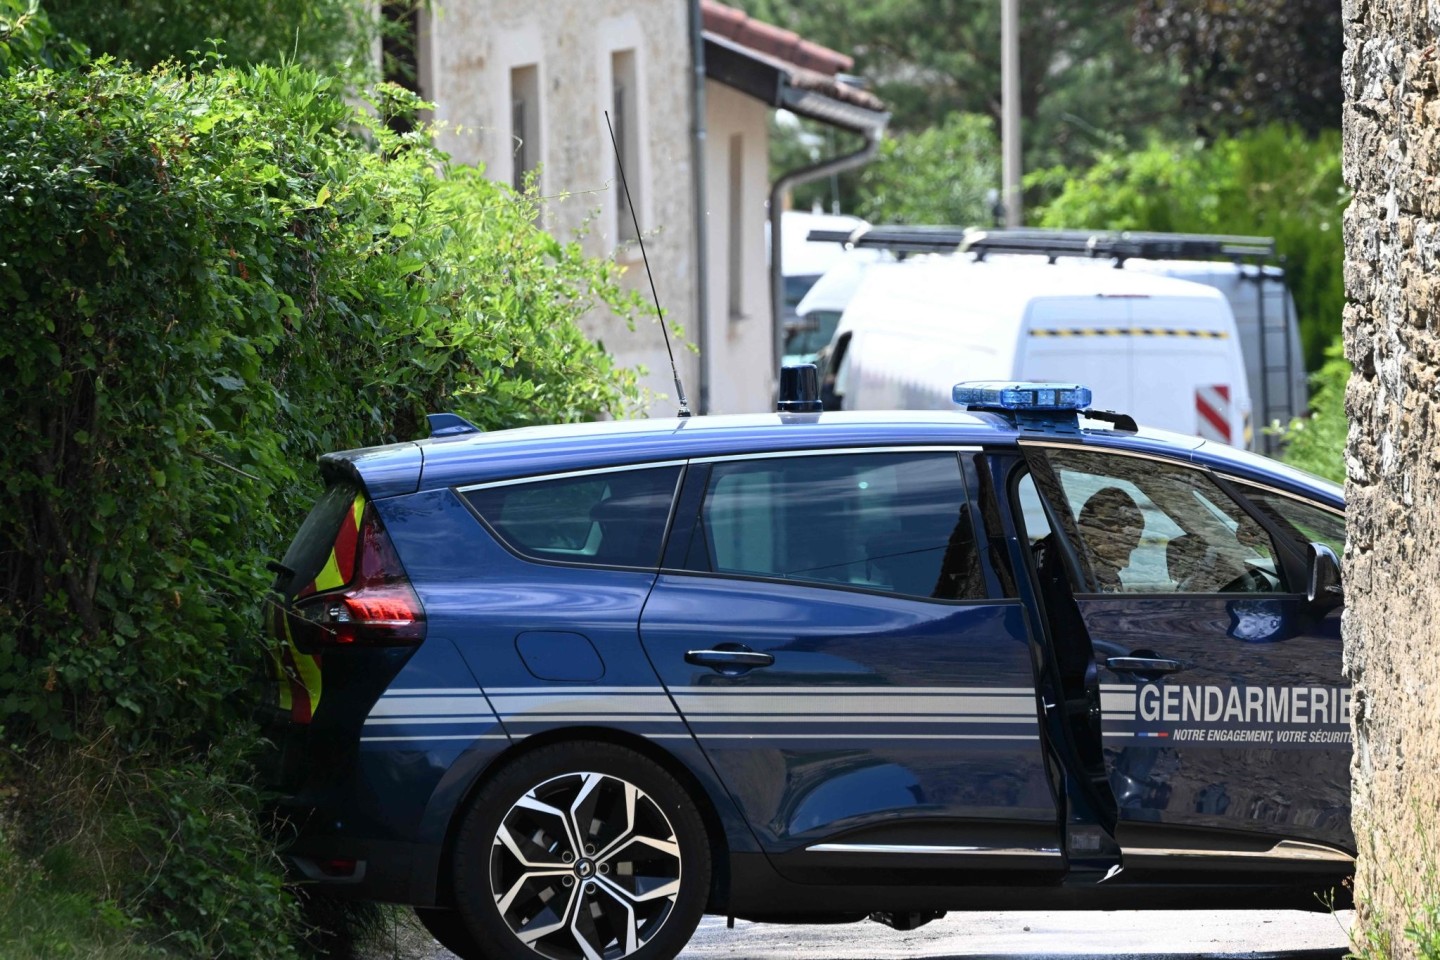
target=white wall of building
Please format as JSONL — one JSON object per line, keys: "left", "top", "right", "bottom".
{"left": 417, "top": 0, "right": 701, "bottom": 417}
{"left": 702, "top": 80, "right": 773, "bottom": 413}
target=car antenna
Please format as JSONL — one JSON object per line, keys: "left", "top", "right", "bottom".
{"left": 604, "top": 110, "right": 692, "bottom": 418}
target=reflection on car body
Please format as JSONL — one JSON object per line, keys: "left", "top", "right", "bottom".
{"left": 262, "top": 379, "right": 1349, "bottom": 960}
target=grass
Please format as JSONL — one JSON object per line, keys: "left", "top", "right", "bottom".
{"left": 0, "top": 821, "right": 167, "bottom": 960}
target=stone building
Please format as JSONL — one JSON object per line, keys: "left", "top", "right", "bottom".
{"left": 407, "top": 0, "right": 887, "bottom": 415}
{"left": 1343, "top": 1, "right": 1440, "bottom": 950}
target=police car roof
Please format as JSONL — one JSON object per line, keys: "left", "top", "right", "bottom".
{"left": 324, "top": 409, "right": 1342, "bottom": 508}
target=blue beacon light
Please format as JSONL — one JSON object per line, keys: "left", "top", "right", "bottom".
{"left": 952, "top": 381, "right": 1093, "bottom": 434}
{"left": 952, "top": 382, "right": 1092, "bottom": 411}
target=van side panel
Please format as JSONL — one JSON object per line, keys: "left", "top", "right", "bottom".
{"left": 1019, "top": 296, "right": 1253, "bottom": 448}
{"left": 1017, "top": 297, "right": 1136, "bottom": 415}
{"left": 1128, "top": 297, "right": 1252, "bottom": 448}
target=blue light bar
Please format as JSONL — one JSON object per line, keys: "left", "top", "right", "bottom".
{"left": 952, "top": 381, "right": 1092, "bottom": 411}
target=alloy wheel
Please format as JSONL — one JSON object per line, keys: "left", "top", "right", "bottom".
{"left": 489, "top": 771, "right": 683, "bottom": 960}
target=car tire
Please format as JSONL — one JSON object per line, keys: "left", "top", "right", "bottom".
{"left": 451, "top": 741, "right": 711, "bottom": 960}
{"left": 414, "top": 906, "right": 487, "bottom": 959}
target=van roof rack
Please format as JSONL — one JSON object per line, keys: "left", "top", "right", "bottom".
{"left": 806, "top": 225, "right": 1277, "bottom": 266}
{"left": 808, "top": 222, "right": 1298, "bottom": 455}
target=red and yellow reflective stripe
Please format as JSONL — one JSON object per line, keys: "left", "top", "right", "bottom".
{"left": 276, "top": 493, "right": 366, "bottom": 723}
{"left": 308, "top": 494, "right": 365, "bottom": 595}
{"left": 268, "top": 602, "right": 323, "bottom": 722}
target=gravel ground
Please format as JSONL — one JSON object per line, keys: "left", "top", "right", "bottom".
{"left": 363, "top": 908, "right": 1354, "bottom": 960}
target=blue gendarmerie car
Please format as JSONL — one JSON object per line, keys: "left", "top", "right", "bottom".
{"left": 263, "top": 378, "right": 1349, "bottom": 960}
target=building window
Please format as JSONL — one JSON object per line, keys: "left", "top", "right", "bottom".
{"left": 510, "top": 64, "right": 541, "bottom": 192}
{"left": 727, "top": 134, "right": 745, "bottom": 318}
{"left": 611, "top": 49, "right": 641, "bottom": 244}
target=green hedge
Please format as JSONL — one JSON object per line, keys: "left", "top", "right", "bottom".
{"left": 0, "top": 58, "right": 641, "bottom": 956}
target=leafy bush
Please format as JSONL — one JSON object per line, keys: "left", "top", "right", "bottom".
{"left": 0, "top": 58, "right": 641, "bottom": 955}
{"left": 44, "top": 0, "right": 381, "bottom": 80}
{"left": 1030, "top": 124, "right": 1346, "bottom": 369}
{"left": 1276, "top": 336, "right": 1347, "bottom": 483}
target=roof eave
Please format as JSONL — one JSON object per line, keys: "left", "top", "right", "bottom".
{"left": 780, "top": 85, "right": 889, "bottom": 137}
{"left": 703, "top": 33, "right": 888, "bottom": 136}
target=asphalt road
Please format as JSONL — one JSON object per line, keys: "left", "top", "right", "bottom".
{"left": 379, "top": 909, "right": 1353, "bottom": 960}
{"left": 679, "top": 910, "right": 1353, "bottom": 959}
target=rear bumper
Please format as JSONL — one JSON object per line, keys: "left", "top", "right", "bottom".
{"left": 283, "top": 830, "right": 444, "bottom": 906}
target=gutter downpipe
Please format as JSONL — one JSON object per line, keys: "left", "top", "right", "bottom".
{"left": 768, "top": 127, "right": 883, "bottom": 394}
{"left": 688, "top": 0, "right": 712, "bottom": 414}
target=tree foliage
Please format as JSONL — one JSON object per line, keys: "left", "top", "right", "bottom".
{"left": 1133, "top": 0, "right": 1342, "bottom": 136}
{"left": 1031, "top": 125, "right": 1346, "bottom": 369}
{"left": 1275, "top": 337, "right": 1346, "bottom": 483}
{"left": 853, "top": 113, "right": 1000, "bottom": 226}
{"left": 0, "top": 58, "right": 641, "bottom": 956}
{"left": 0, "top": 0, "right": 84, "bottom": 75}
{"left": 740, "top": 0, "right": 1187, "bottom": 172}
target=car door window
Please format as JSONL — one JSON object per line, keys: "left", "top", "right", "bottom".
{"left": 680, "top": 451, "right": 983, "bottom": 600}
{"left": 1235, "top": 484, "right": 1345, "bottom": 557}
{"left": 1031, "top": 448, "right": 1283, "bottom": 595}
{"left": 464, "top": 465, "right": 682, "bottom": 568}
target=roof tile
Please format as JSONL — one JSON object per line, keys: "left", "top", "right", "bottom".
{"left": 701, "top": 0, "right": 854, "bottom": 75}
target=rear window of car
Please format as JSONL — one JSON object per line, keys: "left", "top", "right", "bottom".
{"left": 464, "top": 466, "right": 683, "bottom": 569}
{"left": 276, "top": 480, "right": 362, "bottom": 599}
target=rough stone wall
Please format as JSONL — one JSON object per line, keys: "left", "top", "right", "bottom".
{"left": 1343, "top": 0, "right": 1440, "bottom": 949}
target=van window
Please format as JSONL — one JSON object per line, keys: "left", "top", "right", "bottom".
{"left": 785, "top": 309, "right": 842, "bottom": 360}
{"left": 823, "top": 331, "right": 853, "bottom": 410}
{"left": 680, "top": 452, "right": 983, "bottom": 600}
{"left": 465, "top": 466, "right": 682, "bottom": 568}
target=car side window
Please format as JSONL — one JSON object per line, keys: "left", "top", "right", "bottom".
{"left": 464, "top": 465, "right": 682, "bottom": 568}
{"left": 1032, "top": 448, "right": 1284, "bottom": 595}
{"left": 1234, "top": 484, "right": 1345, "bottom": 558}
{"left": 680, "top": 452, "right": 984, "bottom": 600}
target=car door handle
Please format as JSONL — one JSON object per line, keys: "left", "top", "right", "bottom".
{"left": 685, "top": 647, "right": 775, "bottom": 671}
{"left": 1106, "top": 657, "right": 1184, "bottom": 675}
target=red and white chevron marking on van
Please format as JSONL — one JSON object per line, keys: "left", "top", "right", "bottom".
{"left": 1196, "top": 384, "right": 1232, "bottom": 443}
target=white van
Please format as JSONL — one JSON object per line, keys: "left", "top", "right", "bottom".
{"left": 825, "top": 255, "right": 1254, "bottom": 447}
{"left": 1112, "top": 259, "right": 1305, "bottom": 430}
{"left": 786, "top": 246, "right": 883, "bottom": 365}
{"left": 773, "top": 211, "right": 867, "bottom": 343}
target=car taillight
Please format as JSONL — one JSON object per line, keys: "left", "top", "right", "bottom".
{"left": 291, "top": 505, "right": 426, "bottom": 647}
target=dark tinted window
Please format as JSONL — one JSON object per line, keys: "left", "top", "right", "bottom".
{"left": 681, "top": 452, "right": 982, "bottom": 600}
{"left": 1236, "top": 485, "right": 1345, "bottom": 557}
{"left": 784, "top": 308, "right": 842, "bottom": 360}
{"left": 278, "top": 481, "right": 361, "bottom": 599}
{"left": 465, "top": 466, "right": 681, "bottom": 568}
{"left": 1035, "top": 449, "right": 1283, "bottom": 594}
